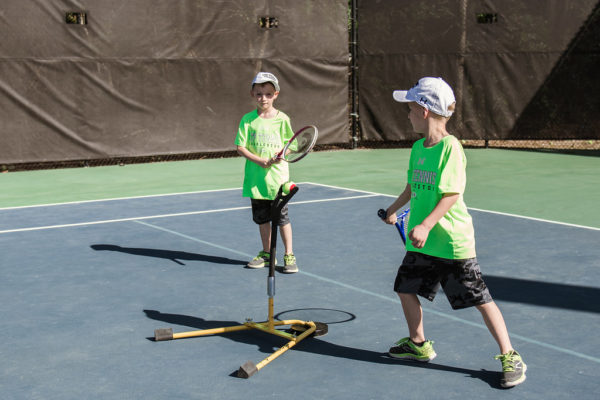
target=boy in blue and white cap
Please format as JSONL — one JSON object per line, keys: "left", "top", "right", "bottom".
{"left": 382, "top": 77, "right": 526, "bottom": 388}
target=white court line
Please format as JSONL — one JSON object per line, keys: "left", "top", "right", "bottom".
{"left": 134, "top": 220, "right": 252, "bottom": 258}
{"left": 0, "top": 206, "right": 250, "bottom": 234}
{"left": 0, "top": 187, "right": 242, "bottom": 211}
{"left": 467, "top": 207, "right": 600, "bottom": 231}
{"left": 308, "top": 182, "right": 600, "bottom": 231}
{"left": 135, "top": 218, "right": 600, "bottom": 365}
{"left": 0, "top": 182, "right": 368, "bottom": 210}
{"left": 0, "top": 182, "right": 374, "bottom": 210}
{"left": 1, "top": 182, "right": 598, "bottom": 232}
{"left": 0, "top": 192, "right": 378, "bottom": 234}
{"left": 306, "top": 181, "right": 385, "bottom": 196}
{"left": 0, "top": 182, "right": 355, "bottom": 210}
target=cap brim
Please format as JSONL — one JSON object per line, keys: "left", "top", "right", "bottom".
{"left": 393, "top": 90, "right": 410, "bottom": 102}
{"left": 252, "top": 78, "right": 280, "bottom": 92}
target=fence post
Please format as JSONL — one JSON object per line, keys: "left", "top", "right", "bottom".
{"left": 349, "top": 0, "right": 359, "bottom": 148}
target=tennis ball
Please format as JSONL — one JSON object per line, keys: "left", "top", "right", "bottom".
{"left": 282, "top": 181, "right": 296, "bottom": 195}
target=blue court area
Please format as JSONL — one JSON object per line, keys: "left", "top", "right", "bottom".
{"left": 1, "top": 183, "right": 599, "bottom": 399}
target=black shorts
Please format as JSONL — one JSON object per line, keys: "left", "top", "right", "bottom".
{"left": 251, "top": 199, "right": 290, "bottom": 226}
{"left": 394, "top": 251, "right": 493, "bottom": 310}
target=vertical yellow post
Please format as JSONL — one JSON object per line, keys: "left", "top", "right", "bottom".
{"left": 268, "top": 297, "right": 275, "bottom": 331}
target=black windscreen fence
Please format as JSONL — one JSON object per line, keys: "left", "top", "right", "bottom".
{"left": 1, "top": 1, "right": 598, "bottom": 170}
{"left": 357, "top": 0, "right": 600, "bottom": 148}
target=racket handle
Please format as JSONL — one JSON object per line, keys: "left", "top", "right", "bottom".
{"left": 377, "top": 209, "right": 387, "bottom": 219}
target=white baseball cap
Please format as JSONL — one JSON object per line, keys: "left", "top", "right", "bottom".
{"left": 393, "top": 77, "right": 456, "bottom": 117}
{"left": 252, "top": 72, "right": 280, "bottom": 92}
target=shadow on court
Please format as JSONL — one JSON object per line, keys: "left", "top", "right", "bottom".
{"left": 91, "top": 244, "right": 247, "bottom": 266}
{"left": 143, "top": 309, "right": 501, "bottom": 388}
{"left": 485, "top": 275, "right": 600, "bottom": 314}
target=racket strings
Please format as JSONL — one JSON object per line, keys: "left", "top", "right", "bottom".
{"left": 292, "top": 135, "right": 312, "bottom": 152}
{"left": 284, "top": 128, "right": 317, "bottom": 162}
{"left": 399, "top": 209, "right": 410, "bottom": 242}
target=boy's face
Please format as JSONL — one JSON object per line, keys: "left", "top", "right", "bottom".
{"left": 407, "top": 102, "right": 427, "bottom": 133}
{"left": 250, "top": 83, "right": 279, "bottom": 112}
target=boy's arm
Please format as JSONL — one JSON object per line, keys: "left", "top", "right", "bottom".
{"left": 409, "top": 193, "right": 459, "bottom": 248}
{"left": 383, "top": 184, "right": 411, "bottom": 224}
{"left": 236, "top": 145, "right": 275, "bottom": 168}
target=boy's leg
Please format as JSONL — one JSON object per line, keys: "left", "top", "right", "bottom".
{"left": 442, "top": 257, "right": 512, "bottom": 352}
{"left": 259, "top": 222, "right": 271, "bottom": 252}
{"left": 476, "top": 301, "right": 512, "bottom": 354}
{"left": 398, "top": 293, "right": 425, "bottom": 343}
{"left": 389, "top": 253, "right": 439, "bottom": 361}
{"left": 279, "top": 223, "right": 297, "bottom": 273}
{"left": 444, "top": 257, "right": 526, "bottom": 387}
{"left": 280, "top": 223, "right": 293, "bottom": 255}
{"left": 247, "top": 222, "right": 272, "bottom": 268}
{"left": 388, "top": 292, "right": 436, "bottom": 361}
{"left": 247, "top": 199, "right": 274, "bottom": 268}
{"left": 477, "top": 299, "right": 526, "bottom": 387}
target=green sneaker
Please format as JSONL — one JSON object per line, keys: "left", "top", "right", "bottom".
{"left": 247, "top": 251, "right": 274, "bottom": 269}
{"left": 389, "top": 337, "right": 436, "bottom": 361}
{"left": 495, "top": 350, "right": 527, "bottom": 388}
{"left": 281, "top": 253, "right": 298, "bottom": 274}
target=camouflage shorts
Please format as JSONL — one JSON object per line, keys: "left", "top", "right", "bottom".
{"left": 251, "top": 199, "right": 290, "bottom": 226}
{"left": 394, "top": 251, "right": 493, "bottom": 310}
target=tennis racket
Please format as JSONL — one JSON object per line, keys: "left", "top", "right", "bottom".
{"left": 275, "top": 125, "right": 318, "bottom": 163}
{"left": 378, "top": 208, "right": 410, "bottom": 244}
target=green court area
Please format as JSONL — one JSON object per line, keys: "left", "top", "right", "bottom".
{"left": 1, "top": 148, "right": 598, "bottom": 228}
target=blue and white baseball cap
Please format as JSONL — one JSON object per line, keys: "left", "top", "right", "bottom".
{"left": 393, "top": 77, "right": 455, "bottom": 117}
{"left": 252, "top": 72, "right": 280, "bottom": 92}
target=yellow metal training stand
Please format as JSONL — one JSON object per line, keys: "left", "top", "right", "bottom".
{"left": 153, "top": 184, "right": 326, "bottom": 378}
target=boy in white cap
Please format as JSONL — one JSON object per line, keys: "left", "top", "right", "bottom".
{"left": 382, "top": 77, "right": 526, "bottom": 387}
{"left": 235, "top": 72, "right": 298, "bottom": 273}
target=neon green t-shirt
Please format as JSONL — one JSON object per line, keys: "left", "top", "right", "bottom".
{"left": 234, "top": 110, "right": 294, "bottom": 200}
{"left": 406, "top": 135, "right": 476, "bottom": 259}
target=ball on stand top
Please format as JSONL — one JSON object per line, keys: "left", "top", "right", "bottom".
{"left": 282, "top": 181, "right": 296, "bottom": 195}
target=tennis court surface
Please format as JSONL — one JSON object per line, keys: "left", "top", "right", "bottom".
{"left": 1, "top": 183, "right": 599, "bottom": 399}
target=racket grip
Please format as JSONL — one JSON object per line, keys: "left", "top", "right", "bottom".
{"left": 377, "top": 209, "right": 387, "bottom": 219}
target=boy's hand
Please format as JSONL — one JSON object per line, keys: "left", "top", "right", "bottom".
{"left": 259, "top": 157, "right": 279, "bottom": 168}
{"left": 384, "top": 212, "right": 397, "bottom": 225}
{"left": 408, "top": 224, "right": 430, "bottom": 248}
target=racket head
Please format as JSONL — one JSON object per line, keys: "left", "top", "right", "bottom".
{"left": 278, "top": 125, "right": 318, "bottom": 162}
{"left": 377, "top": 208, "right": 409, "bottom": 245}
